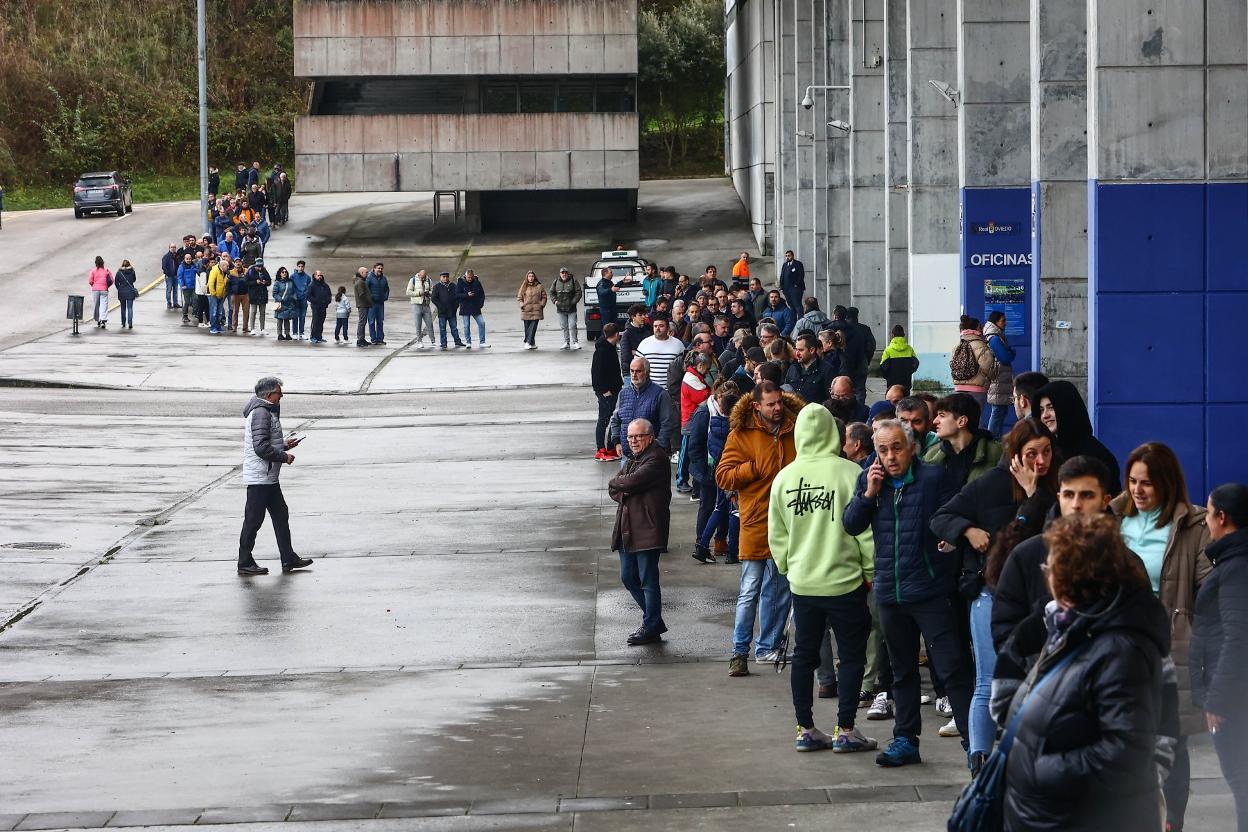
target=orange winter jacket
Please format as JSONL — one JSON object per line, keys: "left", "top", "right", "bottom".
{"left": 714, "top": 391, "right": 804, "bottom": 559}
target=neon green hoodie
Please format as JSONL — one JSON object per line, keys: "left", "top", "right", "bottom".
{"left": 879, "top": 336, "right": 916, "bottom": 362}
{"left": 768, "top": 404, "right": 875, "bottom": 596}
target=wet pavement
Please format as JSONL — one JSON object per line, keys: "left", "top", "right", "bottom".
{"left": 0, "top": 180, "right": 1233, "bottom": 830}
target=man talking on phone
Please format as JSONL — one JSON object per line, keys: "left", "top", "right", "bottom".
{"left": 237, "top": 376, "right": 313, "bottom": 576}
{"left": 843, "top": 419, "right": 966, "bottom": 767}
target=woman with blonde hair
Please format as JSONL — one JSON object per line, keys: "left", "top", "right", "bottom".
{"left": 516, "top": 270, "right": 548, "bottom": 350}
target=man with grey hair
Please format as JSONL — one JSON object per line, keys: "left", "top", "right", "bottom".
{"left": 607, "top": 357, "right": 674, "bottom": 462}
{"left": 238, "top": 377, "right": 312, "bottom": 576}
{"left": 608, "top": 417, "right": 671, "bottom": 645}
{"left": 843, "top": 418, "right": 968, "bottom": 767}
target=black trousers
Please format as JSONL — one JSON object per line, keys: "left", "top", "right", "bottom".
{"left": 523, "top": 319, "right": 539, "bottom": 345}
{"left": 792, "top": 586, "right": 871, "bottom": 730}
{"left": 310, "top": 305, "right": 327, "bottom": 341}
{"left": 595, "top": 392, "right": 615, "bottom": 450}
{"left": 1214, "top": 714, "right": 1248, "bottom": 832}
{"left": 878, "top": 594, "right": 973, "bottom": 742}
{"left": 238, "top": 483, "right": 298, "bottom": 566}
{"left": 1163, "top": 735, "right": 1190, "bottom": 829}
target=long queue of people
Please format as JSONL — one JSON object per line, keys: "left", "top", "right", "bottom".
{"left": 599, "top": 277, "right": 1247, "bottom": 832}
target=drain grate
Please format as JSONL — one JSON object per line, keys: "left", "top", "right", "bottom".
{"left": 0, "top": 541, "right": 68, "bottom": 551}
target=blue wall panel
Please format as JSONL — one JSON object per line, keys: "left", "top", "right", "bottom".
{"left": 1208, "top": 183, "right": 1248, "bottom": 291}
{"left": 1099, "top": 404, "right": 1206, "bottom": 499}
{"left": 1090, "top": 180, "right": 1248, "bottom": 501}
{"left": 1095, "top": 293, "right": 1204, "bottom": 404}
{"left": 1094, "top": 183, "right": 1205, "bottom": 293}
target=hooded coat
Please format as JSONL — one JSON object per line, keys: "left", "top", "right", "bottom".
{"left": 791, "top": 309, "right": 832, "bottom": 339}
{"left": 241, "top": 395, "right": 288, "bottom": 485}
{"left": 1111, "top": 493, "right": 1211, "bottom": 735}
{"left": 877, "top": 336, "right": 920, "bottom": 391}
{"left": 1031, "top": 380, "right": 1121, "bottom": 489}
{"left": 1002, "top": 586, "right": 1171, "bottom": 832}
{"left": 951, "top": 329, "right": 994, "bottom": 391}
{"left": 113, "top": 267, "right": 139, "bottom": 301}
{"left": 769, "top": 405, "right": 875, "bottom": 597}
{"left": 715, "top": 391, "right": 804, "bottom": 560}
{"left": 1191, "top": 528, "right": 1248, "bottom": 722}
{"left": 516, "top": 280, "right": 548, "bottom": 320}
{"left": 608, "top": 440, "right": 671, "bottom": 553}
{"left": 843, "top": 456, "right": 960, "bottom": 606}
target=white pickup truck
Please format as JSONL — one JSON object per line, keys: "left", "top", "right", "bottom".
{"left": 582, "top": 250, "right": 650, "bottom": 340}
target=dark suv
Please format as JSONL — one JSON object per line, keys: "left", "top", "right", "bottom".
{"left": 73, "top": 171, "right": 133, "bottom": 218}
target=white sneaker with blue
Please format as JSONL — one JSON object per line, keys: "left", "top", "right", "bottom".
{"left": 833, "top": 726, "right": 879, "bottom": 753}
{"left": 795, "top": 725, "right": 836, "bottom": 752}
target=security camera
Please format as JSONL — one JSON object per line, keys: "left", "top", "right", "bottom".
{"left": 827, "top": 120, "right": 851, "bottom": 134}
{"left": 801, "top": 94, "right": 814, "bottom": 110}
{"left": 928, "top": 79, "right": 960, "bottom": 107}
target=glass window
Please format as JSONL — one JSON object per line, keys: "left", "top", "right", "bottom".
{"left": 556, "top": 84, "right": 595, "bottom": 113}
{"left": 482, "top": 84, "right": 518, "bottom": 113}
{"left": 519, "top": 84, "right": 557, "bottom": 113}
{"left": 594, "top": 83, "right": 635, "bottom": 113}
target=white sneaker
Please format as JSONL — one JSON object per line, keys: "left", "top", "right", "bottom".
{"left": 481, "top": 342, "right": 491, "bottom": 348}
{"left": 938, "top": 717, "right": 961, "bottom": 737}
{"left": 755, "top": 649, "right": 783, "bottom": 663}
{"left": 935, "top": 696, "right": 953, "bottom": 716}
{"left": 920, "top": 694, "right": 934, "bottom": 705}
{"left": 572, "top": 342, "right": 582, "bottom": 350}
{"left": 866, "top": 692, "right": 894, "bottom": 720}
{"left": 560, "top": 343, "right": 570, "bottom": 351}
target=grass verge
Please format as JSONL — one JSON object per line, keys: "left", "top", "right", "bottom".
{"left": 3, "top": 174, "right": 203, "bottom": 212}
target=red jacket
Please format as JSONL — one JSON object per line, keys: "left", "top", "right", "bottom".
{"left": 680, "top": 366, "right": 710, "bottom": 425}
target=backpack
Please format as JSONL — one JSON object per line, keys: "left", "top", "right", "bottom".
{"left": 950, "top": 340, "right": 979, "bottom": 382}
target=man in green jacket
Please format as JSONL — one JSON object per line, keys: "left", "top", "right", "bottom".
{"left": 923, "top": 393, "right": 1003, "bottom": 488}
{"left": 769, "top": 404, "right": 879, "bottom": 754}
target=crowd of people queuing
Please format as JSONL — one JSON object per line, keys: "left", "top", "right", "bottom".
{"left": 601, "top": 252, "right": 1247, "bottom": 832}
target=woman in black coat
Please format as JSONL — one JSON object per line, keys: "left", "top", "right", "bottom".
{"left": 1000, "top": 513, "right": 1169, "bottom": 832}
{"left": 114, "top": 260, "right": 139, "bottom": 330}
{"left": 307, "top": 271, "right": 333, "bottom": 344}
{"left": 1031, "top": 380, "right": 1120, "bottom": 490}
{"left": 1191, "top": 483, "right": 1248, "bottom": 831}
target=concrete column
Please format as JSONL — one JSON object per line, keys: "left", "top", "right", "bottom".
{"left": 1030, "top": 0, "right": 1087, "bottom": 388}
{"left": 850, "top": 0, "right": 887, "bottom": 346}
{"left": 825, "top": 0, "right": 852, "bottom": 309}
{"left": 883, "top": 0, "right": 909, "bottom": 333}
{"left": 1087, "top": 0, "right": 1247, "bottom": 497}
{"left": 775, "top": 0, "right": 798, "bottom": 268}
{"left": 794, "top": 2, "right": 816, "bottom": 297}
{"left": 810, "top": 0, "right": 830, "bottom": 301}
{"left": 958, "top": 0, "right": 1033, "bottom": 376}
{"left": 905, "top": 0, "right": 960, "bottom": 383}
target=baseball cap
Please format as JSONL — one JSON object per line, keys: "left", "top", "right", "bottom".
{"left": 560, "top": 266, "right": 571, "bottom": 273}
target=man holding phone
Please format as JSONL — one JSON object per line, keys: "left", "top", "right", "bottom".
{"left": 843, "top": 419, "right": 967, "bottom": 767}
{"left": 238, "top": 376, "right": 313, "bottom": 576}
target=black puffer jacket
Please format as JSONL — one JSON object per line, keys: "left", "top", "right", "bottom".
{"left": 930, "top": 462, "right": 1054, "bottom": 599}
{"left": 1191, "top": 528, "right": 1248, "bottom": 718}
{"left": 1003, "top": 586, "right": 1170, "bottom": 832}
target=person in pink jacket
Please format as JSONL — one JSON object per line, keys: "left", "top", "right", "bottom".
{"left": 88, "top": 256, "right": 113, "bottom": 329}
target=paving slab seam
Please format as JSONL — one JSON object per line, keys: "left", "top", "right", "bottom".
{"left": 0, "top": 419, "right": 306, "bottom": 636}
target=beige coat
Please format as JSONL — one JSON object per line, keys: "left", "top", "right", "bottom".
{"left": 517, "top": 281, "right": 548, "bottom": 321}
{"left": 953, "top": 332, "right": 994, "bottom": 390}
{"left": 1111, "top": 494, "right": 1212, "bottom": 735}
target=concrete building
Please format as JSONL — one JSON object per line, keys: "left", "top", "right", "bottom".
{"left": 293, "top": 0, "right": 639, "bottom": 229}
{"left": 725, "top": 0, "right": 1247, "bottom": 497}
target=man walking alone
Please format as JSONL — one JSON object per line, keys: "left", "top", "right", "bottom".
{"left": 238, "top": 377, "right": 313, "bottom": 576}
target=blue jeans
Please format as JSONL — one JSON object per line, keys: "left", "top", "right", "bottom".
{"left": 968, "top": 590, "right": 997, "bottom": 757}
{"left": 368, "top": 304, "right": 385, "bottom": 341}
{"left": 461, "top": 313, "right": 486, "bottom": 344}
{"left": 985, "top": 403, "right": 1009, "bottom": 439}
{"left": 732, "top": 559, "right": 791, "bottom": 656}
{"left": 619, "top": 548, "right": 663, "bottom": 634}
{"left": 438, "top": 314, "right": 462, "bottom": 347}
{"left": 119, "top": 298, "right": 134, "bottom": 326}
{"left": 676, "top": 435, "right": 690, "bottom": 488}
{"left": 698, "top": 486, "right": 738, "bottom": 555}
{"left": 294, "top": 299, "right": 308, "bottom": 335}
{"left": 208, "top": 296, "right": 224, "bottom": 331}
{"left": 164, "top": 276, "right": 178, "bottom": 306}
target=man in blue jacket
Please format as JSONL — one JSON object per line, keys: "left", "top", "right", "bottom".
{"left": 456, "top": 270, "right": 489, "bottom": 348}
{"left": 763, "top": 290, "right": 795, "bottom": 337}
{"left": 607, "top": 357, "right": 674, "bottom": 462}
{"left": 779, "top": 250, "right": 805, "bottom": 314}
{"left": 366, "top": 262, "right": 390, "bottom": 345}
{"left": 843, "top": 419, "right": 969, "bottom": 768}
{"left": 290, "top": 260, "right": 312, "bottom": 340}
{"left": 177, "top": 253, "right": 199, "bottom": 324}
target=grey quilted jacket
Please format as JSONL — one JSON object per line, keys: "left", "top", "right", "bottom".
{"left": 242, "top": 396, "right": 288, "bottom": 485}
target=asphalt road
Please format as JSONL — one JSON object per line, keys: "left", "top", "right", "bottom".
{"left": 0, "top": 180, "right": 1233, "bottom": 831}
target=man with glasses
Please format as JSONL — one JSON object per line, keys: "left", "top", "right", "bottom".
{"left": 608, "top": 418, "right": 671, "bottom": 645}
{"left": 607, "top": 358, "right": 674, "bottom": 464}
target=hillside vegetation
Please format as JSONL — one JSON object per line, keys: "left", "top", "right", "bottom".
{"left": 0, "top": 0, "right": 307, "bottom": 190}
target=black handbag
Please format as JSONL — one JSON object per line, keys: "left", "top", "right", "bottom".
{"left": 947, "top": 645, "right": 1083, "bottom": 832}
